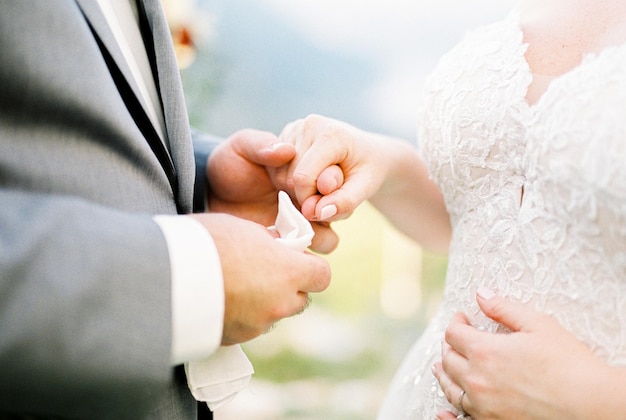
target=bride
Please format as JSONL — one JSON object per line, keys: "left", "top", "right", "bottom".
{"left": 276, "top": 0, "right": 626, "bottom": 418}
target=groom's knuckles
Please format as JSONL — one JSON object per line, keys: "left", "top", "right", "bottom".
{"left": 309, "top": 223, "right": 338, "bottom": 254}
{"left": 233, "top": 128, "right": 274, "bottom": 148}
{"left": 300, "top": 255, "right": 331, "bottom": 293}
{"left": 268, "top": 293, "right": 309, "bottom": 321}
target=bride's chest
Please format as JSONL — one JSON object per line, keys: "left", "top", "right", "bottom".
{"left": 419, "top": 15, "right": 626, "bottom": 215}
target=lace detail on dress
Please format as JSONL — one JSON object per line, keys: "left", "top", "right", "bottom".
{"left": 378, "top": 11, "right": 626, "bottom": 420}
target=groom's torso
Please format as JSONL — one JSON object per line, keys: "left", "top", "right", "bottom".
{"left": 0, "top": 1, "right": 199, "bottom": 418}
{"left": 0, "top": 0, "right": 195, "bottom": 216}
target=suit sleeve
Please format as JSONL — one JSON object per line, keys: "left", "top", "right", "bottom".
{"left": 192, "top": 130, "right": 224, "bottom": 213}
{"left": 0, "top": 189, "right": 173, "bottom": 418}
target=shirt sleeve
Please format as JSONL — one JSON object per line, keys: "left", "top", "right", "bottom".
{"left": 153, "top": 215, "right": 224, "bottom": 365}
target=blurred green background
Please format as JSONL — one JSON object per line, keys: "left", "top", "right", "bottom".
{"left": 164, "top": 0, "right": 514, "bottom": 417}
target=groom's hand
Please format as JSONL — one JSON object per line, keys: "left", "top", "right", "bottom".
{"left": 207, "top": 129, "right": 294, "bottom": 227}
{"left": 207, "top": 128, "right": 339, "bottom": 253}
{"left": 189, "top": 212, "right": 331, "bottom": 345}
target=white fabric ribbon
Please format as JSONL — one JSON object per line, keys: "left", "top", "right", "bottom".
{"left": 186, "top": 191, "right": 314, "bottom": 410}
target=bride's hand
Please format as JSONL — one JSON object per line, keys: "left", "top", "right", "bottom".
{"left": 271, "top": 114, "right": 395, "bottom": 223}
{"left": 272, "top": 114, "right": 450, "bottom": 251}
{"left": 433, "top": 288, "right": 616, "bottom": 420}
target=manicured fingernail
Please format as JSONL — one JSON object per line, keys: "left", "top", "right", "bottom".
{"left": 265, "top": 142, "right": 287, "bottom": 152}
{"left": 477, "top": 286, "right": 496, "bottom": 300}
{"left": 320, "top": 204, "right": 337, "bottom": 220}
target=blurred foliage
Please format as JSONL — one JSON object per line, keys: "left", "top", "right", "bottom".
{"left": 252, "top": 349, "right": 382, "bottom": 383}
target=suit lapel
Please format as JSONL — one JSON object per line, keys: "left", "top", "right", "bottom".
{"left": 75, "top": 0, "right": 155, "bottom": 134}
{"left": 140, "top": 0, "right": 195, "bottom": 213}
{"left": 75, "top": 0, "right": 193, "bottom": 213}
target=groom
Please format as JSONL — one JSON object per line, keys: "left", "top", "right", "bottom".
{"left": 0, "top": 1, "right": 332, "bottom": 418}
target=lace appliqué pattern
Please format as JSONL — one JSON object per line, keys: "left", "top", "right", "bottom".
{"left": 378, "top": 11, "right": 626, "bottom": 420}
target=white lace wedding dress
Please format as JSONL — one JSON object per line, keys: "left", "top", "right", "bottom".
{"left": 378, "top": 10, "right": 626, "bottom": 419}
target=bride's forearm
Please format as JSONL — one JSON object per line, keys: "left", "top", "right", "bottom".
{"left": 368, "top": 138, "right": 451, "bottom": 252}
{"left": 280, "top": 114, "right": 450, "bottom": 251}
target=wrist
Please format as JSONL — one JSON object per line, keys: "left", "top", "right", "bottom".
{"left": 589, "top": 364, "right": 626, "bottom": 418}
{"left": 370, "top": 135, "right": 419, "bottom": 199}
{"left": 569, "top": 359, "right": 624, "bottom": 419}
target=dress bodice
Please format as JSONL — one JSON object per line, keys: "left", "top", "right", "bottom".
{"left": 379, "top": 11, "right": 626, "bottom": 419}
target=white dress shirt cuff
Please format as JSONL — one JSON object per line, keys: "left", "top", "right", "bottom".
{"left": 185, "top": 345, "right": 254, "bottom": 410}
{"left": 153, "top": 215, "right": 224, "bottom": 365}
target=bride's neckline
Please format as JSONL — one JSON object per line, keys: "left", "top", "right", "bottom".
{"left": 509, "top": 11, "right": 626, "bottom": 108}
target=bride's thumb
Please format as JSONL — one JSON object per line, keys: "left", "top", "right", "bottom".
{"left": 475, "top": 287, "right": 540, "bottom": 332}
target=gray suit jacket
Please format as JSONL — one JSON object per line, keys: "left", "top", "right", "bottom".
{"left": 0, "top": 1, "right": 218, "bottom": 418}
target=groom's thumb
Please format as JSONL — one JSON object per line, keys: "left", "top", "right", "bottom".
{"left": 475, "top": 287, "right": 542, "bottom": 333}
